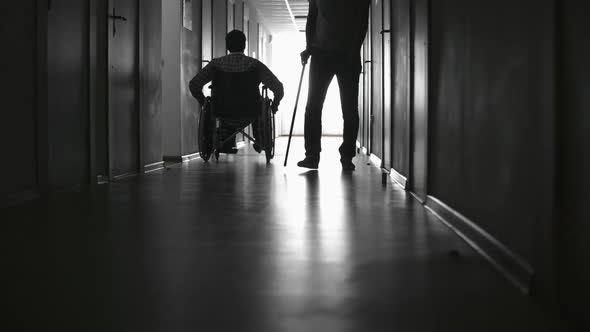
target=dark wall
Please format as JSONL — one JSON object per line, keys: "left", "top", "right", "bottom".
{"left": 181, "top": 0, "right": 202, "bottom": 155}
{"left": 90, "top": 0, "right": 109, "bottom": 179}
{"left": 47, "top": 0, "right": 90, "bottom": 188}
{"left": 141, "top": 0, "right": 163, "bottom": 165}
{"left": 557, "top": 1, "right": 590, "bottom": 329}
{"left": 391, "top": 0, "right": 410, "bottom": 176}
{"left": 429, "top": 0, "right": 555, "bottom": 266}
{"left": 0, "top": 1, "right": 40, "bottom": 200}
{"left": 371, "top": 0, "right": 383, "bottom": 158}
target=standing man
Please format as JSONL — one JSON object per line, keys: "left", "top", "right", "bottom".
{"left": 297, "top": 0, "right": 371, "bottom": 171}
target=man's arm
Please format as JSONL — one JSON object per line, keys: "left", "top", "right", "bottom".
{"left": 305, "top": 0, "right": 318, "bottom": 51}
{"left": 257, "top": 62, "right": 284, "bottom": 112}
{"left": 353, "top": 0, "right": 371, "bottom": 53}
{"left": 301, "top": 0, "right": 318, "bottom": 64}
{"left": 189, "top": 62, "right": 215, "bottom": 105}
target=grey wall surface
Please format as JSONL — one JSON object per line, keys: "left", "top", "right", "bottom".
{"left": 181, "top": 0, "right": 202, "bottom": 155}
{"left": 391, "top": 0, "right": 410, "bottom": 176}
{"left": 371, "top": 0, "right": 383, "bottom": 158}
{"left": 162, "top": 0, "right": 182, "bottom": 157}
{"left": 429, "top": 0, "right": 555, "bottom": 273}
{"left": 91, "top": 0, "right": 109, "bottom": 178}
{"left": 47, "top": 0, "right": 90, "bottom": 188}
{"left": 0, "top": 1, "right": 41, "bottom": 200}
{"left": 557, "top": 1, "right": 590, "bottom": 329}
{"left": 141, "top": 0, "right": 163, "bottom": 165}
{"left": 213, "top": 0, "right": 227, "bottom": 57}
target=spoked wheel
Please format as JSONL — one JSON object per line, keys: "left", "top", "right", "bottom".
{"left": 270, "top": 112, "right": 275, "bottom": 158}
{"left": 262, "top": 99, "right": 274, "bottom": 163}
{"left": 198, "top": 99, "right": 214, "bottom": 162}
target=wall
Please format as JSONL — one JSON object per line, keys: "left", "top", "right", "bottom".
{"left": 371, "top": 0, "right": 383, "bottom": 158}
{"left": 557, "top": 1, "right": 590, "bottom": 329}
{"left": 90, "top": 0, "right": 109, "bottom": 179}
{"left": 429, "top": 0, "right": 555, "bottom": 284}
{"left": 180, "top": 0, "right": 202, "bottom": 155}
{"left": 141, "top": 0, "right": 163, "bottom": 166}
{"left": 391, "top": 0, "right": 410, "bottom": 177}
{"left": 47, "top": 0, "right": 90, "bottom": 188}
{"left": 0, "top": 1, "right": 42, "bottom": 203}
{"left": 162, "top": 0, "right": 182, "bottom": 157}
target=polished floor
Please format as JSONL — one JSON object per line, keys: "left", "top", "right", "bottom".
{"left": 5, "top": 137, "right": 568, "bottom": 331}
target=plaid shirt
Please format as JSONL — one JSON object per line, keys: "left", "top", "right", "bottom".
{"left": 189, "top": 52, "right": 284, "bottom": 105}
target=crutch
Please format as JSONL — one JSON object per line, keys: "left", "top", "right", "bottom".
{"left": 284, "top": 62, "right": 307, "bottom": 167}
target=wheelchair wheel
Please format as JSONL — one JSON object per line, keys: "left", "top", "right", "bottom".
{"left": 262, "top": 100, "right": 274, "bottom": 163}
{"left": 198, "top": 99, "right": 214, "bottom": 162}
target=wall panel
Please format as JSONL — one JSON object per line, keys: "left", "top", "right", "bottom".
{"left": 0, "top": 1, "right": 40, "bottom": 200}
{"left": 181, "top": 0, "right": 202, "bottom": 155}
{"left": 429, "top": 0, "right": 555, "bottom": 273}
{"left": 140, "top": 0, "right": 163, "bottom": 165}
{"left": 557, "top": 1, "right": 590, "bottom": 329}
{"left": 391, "top": 0, "right": 410, "bottom": 177}
{"left": 47, "top": 0, "right": 90, "bottom": 188}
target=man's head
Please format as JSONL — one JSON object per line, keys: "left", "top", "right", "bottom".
{"left": 226, "top": 30, "right": 246, "bottom": 53}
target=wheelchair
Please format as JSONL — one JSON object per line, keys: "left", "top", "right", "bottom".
{"left": 198, "top": 70, "right": 276, "bottom": 163}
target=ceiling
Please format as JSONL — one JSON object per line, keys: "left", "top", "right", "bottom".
{"left": 246, "top": 0, "right": 309, "bottom": 35}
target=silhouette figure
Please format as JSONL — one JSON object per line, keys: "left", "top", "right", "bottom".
{"left": 189, "top": 30, "right": 284, "bottom": 153}
{"left": 298, "top": 0, "right": 371, "bottom": 171}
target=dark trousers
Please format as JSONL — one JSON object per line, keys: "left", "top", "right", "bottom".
{"left": 304, "top": 51, "right": 361, "bottom": 159}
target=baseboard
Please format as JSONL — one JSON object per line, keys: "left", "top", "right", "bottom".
{"left": 182, "top": 153, "right": 200, "bottom": 163}
{"left": 112, "top": 173, "right": 138, "bottom": 181}
{"left": 390, "top": 168, "right": 407, "bottom": 189}
{"left": 1, "top": 189, "right": 41, "bottom": 208}
{"left": 144, "top": 161, "right": 164, "bottom": 173}
{"left": 425, "top": 195, "right": 534, "bottom": 294}
{"left": 369, "top": 154, "right": 382, "bottom": 168}
{"left": 163, "top": 155, "right": 183, "bottom": 163}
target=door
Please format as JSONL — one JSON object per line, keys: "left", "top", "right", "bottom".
{"left": 371, "top": 0, "right": 383, "bottom": 160}
{"left": 108, "top": 0, "right": 139, "bottom": 179}
{"left": 382, "top": 0, "right": 392, "bottom": 170}
{"left": 410, "top": 0, "right": 429, "bottom": 201}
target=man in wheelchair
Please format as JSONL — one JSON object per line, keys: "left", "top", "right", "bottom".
{"left": 189, "top": 30, "right": 284, "bottom": 155}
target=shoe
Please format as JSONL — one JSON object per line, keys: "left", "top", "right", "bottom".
{"left": 297, "top": 157, "right": 319, "bottom": 169}
{"left": 340, "top": 158, "right": 356, "bottom": 171}
{"left": 253, "top": 143, "right": 262, "bottom": 153}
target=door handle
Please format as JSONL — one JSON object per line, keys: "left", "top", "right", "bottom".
{"left": 108, "top": 8, "right": 127, "bottom": 37}
{"left": 109, "top": 15, "right": 128, "bottom": 21}
{"left": 380, "top": 29, "right": 391, "bottom": 34}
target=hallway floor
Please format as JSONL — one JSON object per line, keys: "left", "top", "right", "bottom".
{"left": 5, "top": 137, "right": 567, "bottom": 331}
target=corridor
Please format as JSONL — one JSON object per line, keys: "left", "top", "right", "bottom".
{"left": 6, "top": 138, "right": 566, "bottom": 331}
{"left": 3, "top": 0, "right": 589, "bottom": 330}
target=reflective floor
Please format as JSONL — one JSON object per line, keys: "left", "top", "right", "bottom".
{"left": 5, "top": 137, "right": 567, "bottom": 331}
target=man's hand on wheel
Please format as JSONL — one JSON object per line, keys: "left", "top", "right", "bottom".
{"left": 300, "top": 49, "right": 312, "bottom": 65}
{"left": 271, "top": 101, "right": 280, "bottom": 114}
{"left": 197, "top": 94, "right": 207, "bottom": 107}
